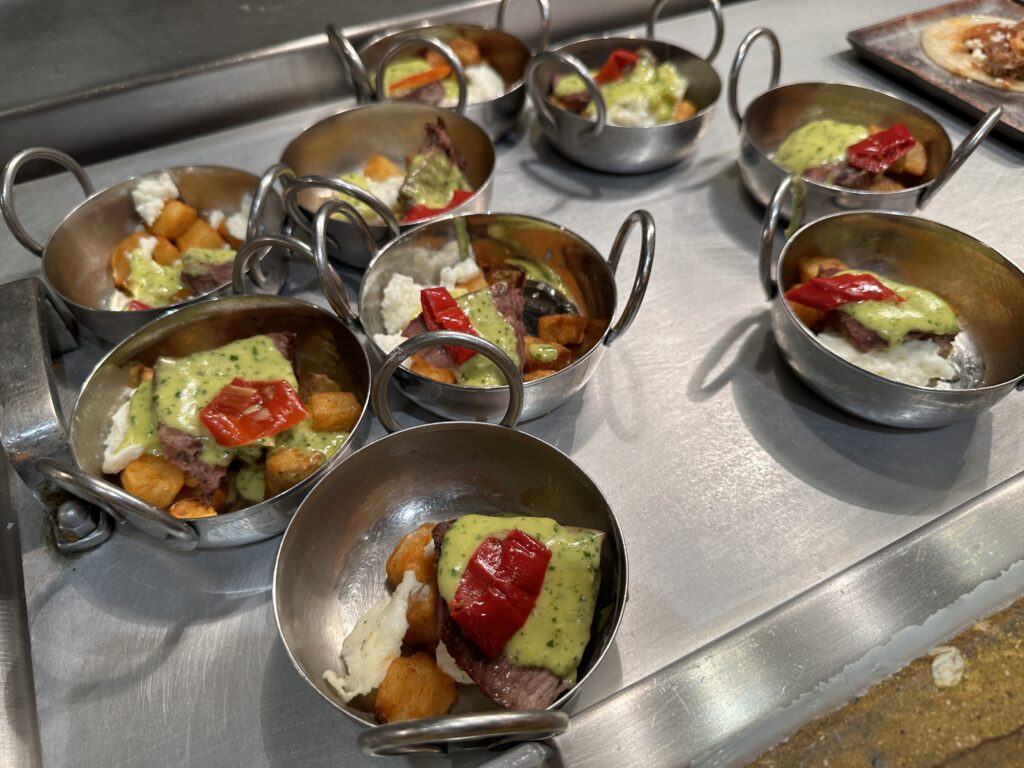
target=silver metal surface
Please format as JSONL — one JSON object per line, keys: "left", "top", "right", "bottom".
{"left": 647, "top": 0, "right": 724, "bottom": 61}
{"left": 4, "top": 1, "right": 1024, "bottom": 766}
{"left": 359, "top": 711, "right": 569, "bottom": 756}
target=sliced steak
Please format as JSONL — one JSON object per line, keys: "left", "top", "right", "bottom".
{"left": 181, "top": 260, "right": 234, "bottom": 296}
{"left": 264, "top": 331, "right": 296, "bottom": 362}
{"left": 158, "top": 424, "right": 227, "bottom": 499}
{"left": 402, "top": 316, "right": 455, "bottom": 369}
{"left": 432, "top": 521, "right": 567, "bottom": 710}
{"left": 905, "top": 331, "right": 957, "bottom": 357}
{"left": 488, "top": 283, "right": 526, "bottom": 367}
{"left": 399, "top": 80, "right": 445, "bottom": 107}
{"left": 421, "top": 117, "right": 467, "bottom": 173}
{"left": 828, "top": 312, "right": 886, "bottom": 353}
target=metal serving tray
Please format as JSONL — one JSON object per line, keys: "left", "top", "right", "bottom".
{"left": 3, "top": 0, "right": 1024, "bottom": 766}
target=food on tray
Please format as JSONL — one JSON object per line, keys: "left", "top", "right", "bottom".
{"left": 323, "top": 515, "right": 604, "bottom": 721}
{"left": 922, "top": 16, "right": 1024, "bottom": 92}
{"left": 380, "top": 36, "right": 506, "bottom": 107}
{"left": 101, "top": 331, "right": 360, "bottom": 517}
{"left": 785, "top": 256, "right": 961, "bottom": 387}
{"left": 337, "top": 118, "right": 474, "bottom": 225}
{"left": 108, "top": 172, "right": 252, "bottom": 311}
{"left": 772, "top": 120, "right": 929, "bottom": 192}
{"left": 371, "top": 233, "right": 591, "bottom": 387}
{"left": 549, "top": 47, "right": 697, "bottom": 127}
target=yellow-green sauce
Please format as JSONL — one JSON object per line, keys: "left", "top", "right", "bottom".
{"left": 180, "top": 247, "right": 236, "bottom": 277}
{"left": 383, "top": 58, "right": 461, "bottom": 103}
{"left": 528, "top": 342, "right": 559, "bottom": 363}
{"left": 773, "top": 120, "right": 869, "bottom": 174}
{"left": 126, "top": 249, "right": 184, "bottom": 307}
{"left": 454, "top": 290, "right": 520, "bottom": 387}
{"left": 837, "top": 271, "right": 959, "bottom": 347}
{"left": 437, "top": 514, "right": 604, "bottom": 679}
{"left": 402, "top": 150, "right": 471, "bottom": 209}
{"left": 235, "top": 464, "right": 266, "bottom": 503}
{"left": 118, "top": 379, "right": 160, "bottom": 455}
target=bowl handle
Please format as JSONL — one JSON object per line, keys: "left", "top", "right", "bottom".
{"left": 917, "top": 106, "right": 1002, "bottom": 210}
{"left": 728, "top": 27, "right": 781, "bottom": 128}
{"left": 759, "top": 175, "right": 792, "bottom": 300}
{"left": 1, "top": 147, "right": 95, "bottom": 256}
{"left": 604, "top": 210, "right": 656, "bottom": 347}
{"left": 526, "top": 52, "right": 607, "bottom": 138}
{"left": 371, "top": 330, "right": 524, "bottom": 432}
{"left": 647, "top": 0, "right": 724, "bottom": 62}
{"left": 326, "top": 25, "right": 374, "bottom": 103}
{"left": 374, "top": 36, "right": 469, "bottom": 115}
{"left": 358, "top": 710, "right": 568, "bottom": 756}
{"left": 284, "top": 175, "right": 401, "bottom": 243}
{"left": 497, "top": 0, "right": 552, "bottom": 53}
{"left": 243, "top": 163, "right": 295, "bottom": 289}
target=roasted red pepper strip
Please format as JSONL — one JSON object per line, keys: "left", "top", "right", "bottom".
{"left": 450, "top": 529, "right": 553, "bottom": 659}
{"left": 420, "top": 286, "right": 479, "bottom": 365}
{"left": 846, "top": 124, "right": 916, "bottom": 173}
{"left": 785, "top": 273, "right": 904, "bottom": 311}
{"left": 199, "top": 378, "right": 309, "bottom": 447}
{"left": 387, "top": 64, "right": 452, "bottom": 94}
{"left": 126, "top": 299, "right": 153, "bottom": 311}
{"left": 594, "top": 49, "right": 639, "bottom": 84}
{"left": 403, "top": 189, "right": 474, "bottom": 223}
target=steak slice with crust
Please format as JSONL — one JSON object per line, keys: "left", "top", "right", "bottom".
{"left": 433, "top": 521, "right": 567, "bottom": 710}
{"left": 158, "top": 424, "right": 227, "bottom": 499}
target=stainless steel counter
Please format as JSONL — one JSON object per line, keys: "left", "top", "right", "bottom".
{"left": 3, "top": 0, "right": 1024, "bottom": 766}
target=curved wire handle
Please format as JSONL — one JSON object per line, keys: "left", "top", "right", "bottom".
{"left": 1, "top": 147, "right": 95, "bottom": 256}
{"left": 284, "top": 175, "right": 401, "bottom": 242}
{"left": 358, "top": 710, "right": 568, "bottom": 756}
{"left": 728, "top": 27, "right": 781, "bottom": 127}
{"left": 326, "top": 24, "right": 374, "bottom": 102}
{"left": 647, "top": 0, "right": 725, "bottom": 62}
{"left": 371, "top": 330, "right": 525, "bottom": 433}
{"left": 312, "top": 198, "right": 374, "bottom": 324}
{"left": 526, "top": 51, "right": 607, "bottom": 138}
{"left": 374, "top": 36, "right": 469, "bottom": 114}
{"left": 758, "top": 175, "right": 792, "bottom": 300}
{"left": 918, "top": 106, "right": 1002, "bottom": 209}
{"left": 605, "top": 209, "right": 656, "bottom": 346}
{"left": 245, "top": 163, "right": 295, "bottom": 286}
{"left": 497, "top": 0, "right": 552, "bottom": 53}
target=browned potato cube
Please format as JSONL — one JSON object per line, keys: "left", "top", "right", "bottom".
{"left": 308, "top": 391, "right": 361, "bottom": 432}
{"left": 151, "top": 236, "right": 180, "bottom": 266}
{"left": 127, "top": 362, "right": 154, "bottom": 387}
{"left": 176, "top": 219, "right": 227, "bottom": 251}
{"left": 299, "top": 372, "right": 341, "bottom": 399}
{"left": 217, "top": 219, "right": 244, "bottom": 249}
{"left": 150, "top": 200, "right": 198, "bottom": 240}
{"left": 537, "top": 314, "right": 587, "bottom": 346}
{"left": 363, "top": 154, "right": 404, "bottom": 182}
{"left": 264, "top": 448, "right": 324, "bottom": 498}
{"left": 426, "top": 37, "right": 481, "bottom": 67}
{"left": 120, "top": 455, "right": 185, "bottom": 509}
{"left": 404, "top": 582, "right": 439, "bottom": 647}
{"left": 798, "top": 256, "right": 848, "bottom": 283}
{"left": 111, "top": 233, "right": 147, "bottom": 287}
{"left": 374, "top": 653, "right": 457, "bottom": 723}
{"left": 409, "top": 355, "right": 457, "bottom": 384}
{"left": 900, "top": 141, "right": 928, "bottom": 176}
{"left": 524, "top": 335, "right": 572, "bottom": 373}
{"left": 169, "top": 499, "right": 218, "bottom": 519}
{"left": 386, "top": 523, "right": 437, "bottom": 588}
{"left": 524, "top": 370, "right": 556, "bottom": 382}
{"left": 674, "top": 99, "right": 698, "bottom": 121}
{"left": 867, "top": 175, "right": 904, "bottom": 193}
{"left": 786, "top": 299, "right": 826, "bottom": 332}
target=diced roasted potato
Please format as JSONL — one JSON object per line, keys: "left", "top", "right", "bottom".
{"left": 675, "top": 99, "right": 698, "bottom": 121}
{"left": 127, "top": 362, "right": 154, "bottom": 387}
{"left": 524, "top": 369, "right": 556, "bottom": 382}
{"left": 537, "top": 314, "right": 587, "bottom": 346}
{"left": 798, "top": 256, "right": 848, "bottom": 283}
{"left": 426, "top": 37, "right": 482, "bottom": 68}
{"left": 217, "top": 219, "right": 244, "bottom": 249}
{"left": 111, "top": 233, "right": 147, "bottom": 287}
{"left": 363, "top": 154, "right": 404, "bottom": 182}
{"left": 174, "top": 479, "right": 231, "bottom": 513}
{"left": 787, "top": 298, "right": 826, "bottom": 332}
{"left": 409, "top": 355, "right": 457, "bottom": 384}
{"left": 867, "top": 175, "right": 905, "bottom": 192}
{"left": 374, "top": 653, "right": 457, "bottom": 724}
{"left": 900, "top": 141, "right": 928, "bottom": 176}
{"left": 176, "top": 219, "right": 227, "bottom": 251}
{"left": 524, "top": 335, "right": 572, "bottom": 373}
{"left": 386, "top": 523, "right": 437, "bottom": 588}
{"left": 169, "top": 499, "right": 218, "bottom": 519}
{"left": 264, "top": 448, "right": 324, "bottom": 498}
{"left": 404, "top": 582, "right": 439, "bottom": 647}
{"left": 150, "top": 200, "right": 198, "bottom": 240}
{"left": 151, "top": 236, "right": 180, "bottom": 266}
{"left": 455, "top": 274, "right": 489, "bottom": 293}
{"left": 120, "top": 455, "right": 185, "bottom": 509}
{"left": 299, "top": 372, "right": 342, "bottom": 399}
{"left": 308, "top": 391, "right": 361, "bottom": 432}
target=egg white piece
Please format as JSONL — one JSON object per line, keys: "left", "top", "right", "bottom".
{"left": 817, "top": 332, "right": 957, "bottom": 387}
{"left": 435, "top": 637, "right": 474, "bottom": 685}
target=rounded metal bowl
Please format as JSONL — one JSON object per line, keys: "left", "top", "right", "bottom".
{"left": 49, "top": 294, "right": 372, "bottom": 549}
{"left": 525, "top": 0, "right": 723, "bottom": 174}
{"left": 0, "top": 148, "right": 284, "bottom": 344}
{"left": 273, "top": 345, "right": 627, "bottom": 753}
{"left": 761, "top": 209, "right": 1024, "bottom": 428}
{"left": 729, "top": 27, "right": 1001, "bottom": 223}
{"left": 279, "top": 102, "right": 496, "bottom": 269}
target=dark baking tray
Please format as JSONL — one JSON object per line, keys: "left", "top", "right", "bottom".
{"left": 848, "top": 0, "right": 1024, "bottom": 145}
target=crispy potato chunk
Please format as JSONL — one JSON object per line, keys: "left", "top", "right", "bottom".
{"left": 151, "top": 236, "right": 180, "bottom": 266}
{"left": 308, "top": 391, "right": 361, "bottom": 432}
{"left": 386, "top": 523, "right": 437, "bottom": 588}
{"left": 675, "top": 99, "right": 698, "bottom": 121}
{"left": 169, "top": 499, "right": 218, "bottom": 519}
{"left": 127, "top": 362, "right": 154, "bottom": 387}
{"left": 374, "top": 653, "right": 456, "bottom": 724}
{"left": 900, "top": 141, "right": 928, "bottom": 176}
{"left": 120, "top": 455, "right": 185, "bottom": 509}
{"left": 405, "top": 582, "right": 440, "bottom": 647}
{"left": 787, "top": 299, "right": 826, "bottom": 332}
{"left": 111, "top": 233, "right": 147, "bottom": 287}
{"left": 798, "top": 256, "right": 848, "bottom": 284}
{"left": 363, "top": 154, "right": 404, "bottom": 182}
{"left": 264, "top": 448, "right": 324, "bottom": 498}
{"left": 537, "top": 314, "right": 587, "bottom": 346}
{"left": 455, "top": 274, "right": 489, "bottom": 293}
{"left": 409, "top": 355, "right": 457, "bottom": 384}
{"left": 176, "top": 219, "right": 227, "bottom": 251}
{"left": 867, "top": 175, "right": 904, "bottom": 192}
{"left": 524, "top": 335, "right": 572, "bottom": 373}
{"left": 426, "top": 37, "right": 482, "bottom": 68}
{"left": 150, "top": 200, "right": 198, "bottom": 240}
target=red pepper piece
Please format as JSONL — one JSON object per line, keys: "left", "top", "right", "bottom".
{"left": 846, "top": 124, "right": 916, "bottom": 173}
{"left": 420, "top": 286, "right": 479, "bottom": 365}
{"left": 403, "top": 189, "right": 474, "bottom": 223}
{"left": 126, "top": 299, "right": 153, "bottom": 311}
{"left": 594, "top": 49, "right": 639, "bottom": 84}
{"left": 450, "top": 529, "right": 552, "bottom": 659}
{"left": 785, "top": 273, "right": 905, "bottom": 311}
{"left": 199, "top": 378, "right": 309, "bottom": 447}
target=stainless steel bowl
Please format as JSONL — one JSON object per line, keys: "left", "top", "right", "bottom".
{"left": 274, "top": 337, "right": 627, "bottom": 754}
{"left": 760, "top": 207, "right": 1024, "bottom": 428}
{"left": 0, "top": 147, "right": 285, "bottom": 344}
{"left": 728, "top": 27, "right": 1002, "bottom": 224}
{"left": 327, "top": 0, "right": 550, "bottom": 140}
{"left": 525, "top": 0, "right": 723, "bottom": 173}
{"left": 38, "top": 294, "right": 373, "bottom": 549}
{"left": 350, "top": 209, "right": 655, "bottom": 423}
{"left": 279, "top": 102, "right": 496, "bottom": 269}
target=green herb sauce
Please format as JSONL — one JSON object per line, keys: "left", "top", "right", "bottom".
{"left": 126, "top": 248, "right": 184, "bottom": 307}
{"left": 454, "top": 289, "right": 520, "bottom": 387}
{"left": 118, "top": 379, "right": 160, "bottom": 455}
{"left": 773, "top": 119, "right": 870, "bottom": 174}
{"left": 837, "top": 271, "right": 959, "bottom": 347}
